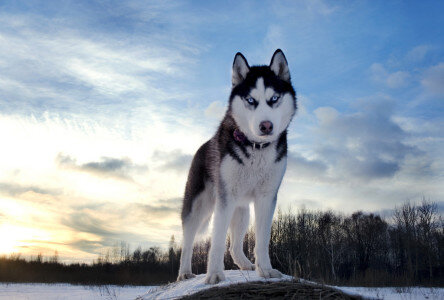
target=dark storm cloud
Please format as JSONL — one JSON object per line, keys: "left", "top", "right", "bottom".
{"left": 152, "top": 149, "right": 192, "bottom": 173}
{"left": 56, "top": 153, "right": 147, "bottom": 180}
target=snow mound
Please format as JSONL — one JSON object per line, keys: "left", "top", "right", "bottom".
{"left": 138, "top": 270, "right": 293, "bottom": 300}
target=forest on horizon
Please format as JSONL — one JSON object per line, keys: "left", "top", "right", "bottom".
{"left": 0, "top": 200, "right": 442, "bottom": 287}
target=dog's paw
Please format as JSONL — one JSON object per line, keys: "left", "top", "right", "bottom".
{"left": 205, "top": 271, "right": 225, "bottom": 284}
{"left": 177, "top": 273, "right": 196, "bottom": 281}
{"left": 256, "top": 267, "right": 282, "bottom": 279}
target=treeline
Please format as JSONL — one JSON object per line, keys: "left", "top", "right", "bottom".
{"left": 268, "top": 200, "right": 443, "bottom": 286}
{"left": 0, "top": 243, "right": 176, "bottom": 285}
{"left": 188, "top": 200, "right": 443, "bottom": 286}
{"left": 0, "top": 200, "right": 442, "bottom": 286}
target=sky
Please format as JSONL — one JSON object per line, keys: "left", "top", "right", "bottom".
{"left": 0, "top": 0, "right": 443, "bottom": 262}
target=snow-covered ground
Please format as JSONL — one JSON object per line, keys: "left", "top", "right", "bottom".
{"left": 1, "top": 277, "right": 443, "bottom": 300}
{"left": 140, "top": 270, "right": 444, "bottom": 300}
{"left": 139, "top": 270, "right": 293, "bottom": 299}
{"left": 336, "top": 286, "right": 444, "bottom": 300}
{"left": 0, "top": 282, "right": 154, "bottom": 300}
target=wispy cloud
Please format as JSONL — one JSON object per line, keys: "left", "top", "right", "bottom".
{"left": 370, "top": 63, "right": 410, "bottom": 89}
{"left": 271, "top": 0, "right": 337, "bottom": 18}
{"left": 61, "top": 199, "right": 182, "bottom": 255}
{"left": 421, "top": 62, "right": 444, "bottom": 96}
{"left": 56, "top": 153, "right": 147, "bottom": 180}
{"left": 152, "top": 150, "right": 193, "bottom": 173}
{"left": 0, "top": 6, "right": 204, "bottom": 117}
{"left": 0, "top": 182, "right": 61, "bottom": 198}
{"left": 406, "top": 45, "right": 433, "bottom": 62}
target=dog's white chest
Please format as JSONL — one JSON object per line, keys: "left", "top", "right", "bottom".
{"left": 220, "top": 147, "right": 286, "bottom": 200}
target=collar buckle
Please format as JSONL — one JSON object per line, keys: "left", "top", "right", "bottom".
{"left": 233, "top": 129, "right": 271, "bottom": 150}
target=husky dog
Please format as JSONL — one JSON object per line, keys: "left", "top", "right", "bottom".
{"left": 178, "top": 49, "right": 296, "bottom": 284}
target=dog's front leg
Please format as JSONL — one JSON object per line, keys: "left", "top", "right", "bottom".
{"left": 205, "top": 198, "right": 235, "bottom": 284}
{"left": 254, "top": 194, "right": 282, "bottom": 278}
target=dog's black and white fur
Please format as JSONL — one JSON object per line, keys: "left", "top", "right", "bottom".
{"left": 178, "top": 49, "right": 296, "bottom": 284}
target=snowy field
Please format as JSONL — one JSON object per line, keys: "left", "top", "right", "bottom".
{"left": 336, "top": 286, "right": 444, "bottom": 300}
{"left": 0, "top": 283, "right": 154, "bottom": 300}
{"left": 0, "top": 278, "right": 443, "bottom": 300}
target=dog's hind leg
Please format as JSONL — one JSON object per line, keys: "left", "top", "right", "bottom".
{"left": 177, "top": 216, "right": 199, "bottom": 281}
{"left": 229, "top": 206, "right": 254, "bottom": 270}
{"left": 178, "top": 189, "right": 214, "bottom": 281}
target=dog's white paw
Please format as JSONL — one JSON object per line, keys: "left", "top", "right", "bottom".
{"left": 205, "top": 271, "right": 225, "bottom": 284}
{"left": 177, "top": 273, "right": 196, "bottom": 281}
{"left": 256, "top": 267, "right": 282, "bottom": 279}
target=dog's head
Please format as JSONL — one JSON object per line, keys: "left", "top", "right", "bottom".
{"left": 229, "top": 49, "right": 296, "bottom": 143}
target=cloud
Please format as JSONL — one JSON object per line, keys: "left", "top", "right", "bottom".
{"left": 386, "top": 71, "right": 411, "bottom": 89}
{"left": 263, "top": 24, "right": 285, "bottom": 53}
{"left": 0, "top": 7, "right": 204, "bottom": 116}
{"left": 204, "top": 101, "right": 226, "bottom": 120}
{"left": 405, "top": 45, "right": 432, "bottom": 62}
{"left": 286, "top": 152, "right": 328, "bottom": 180}
{"left": 56, "top": 153, "right": 147, "bottom": 180}
{"left": 69, "top": 240, "right": 106, "bottom": 255}
{"left": 62, "top": 209, "right": 142, "bottom": 254}
{"left": 152, "top": 149, "right": 193, "bottom": 173}
{"left": 0, "top": 182, "right": 61, "bottom": 198}
{"left": 312, "top": 97, "right": 424, "bottom": 181}
{"left": 421, "top": 62, "right": 444, "bottom": 96}
{"left": 304, "top": 0, "right": 337, "bottom": 15}
{"left": 272, "top": 0, "right": 337, "bottom": 17}
{"left": 62, "top": 211, "right": 114, "bottom": 238}
{"left": 370, "top": 63, "right": 410, "bottom": 88}
{"left": 313, "top": 107, "right": 338, "bottom": 125}
{"left": 62, "top": 199, "right": 182, "bottom": 254}
{"left": 129, "top": 199, "right": 181, "bottom": 218}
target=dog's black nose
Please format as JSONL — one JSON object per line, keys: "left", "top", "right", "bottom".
{"left": 259, "top": 121, "right": 273, "bottom": 134}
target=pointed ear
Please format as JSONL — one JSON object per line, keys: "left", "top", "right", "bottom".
{"left": 232, "top": 52, "right": 250, "bottom": 86}
{"left": 270, "top": 49, "right": 290, "bottom": 82}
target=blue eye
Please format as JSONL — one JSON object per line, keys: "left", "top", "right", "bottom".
{"left": 246, "top": 97, "right": 255, "bottom": 104}
{"left": 271, "top": 95, "right": 279, "bottom": 102}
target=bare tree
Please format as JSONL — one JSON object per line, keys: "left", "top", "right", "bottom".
{"left": 417, "top": 198, "right": 439, "bottom": 279}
